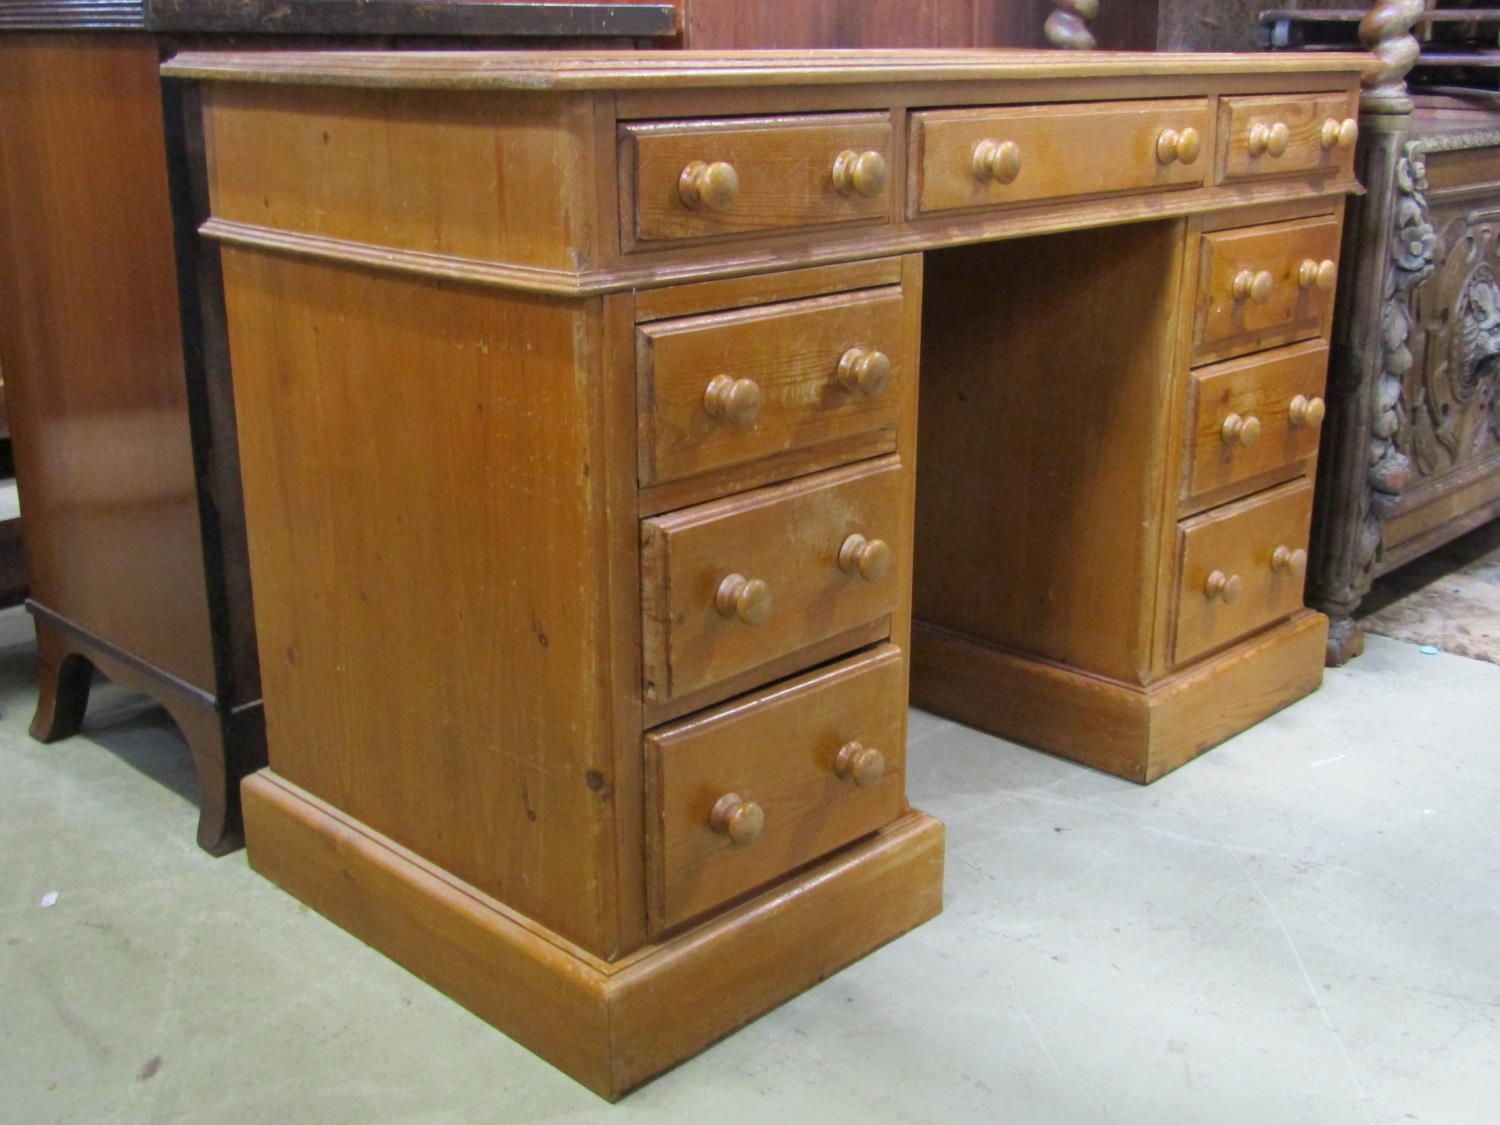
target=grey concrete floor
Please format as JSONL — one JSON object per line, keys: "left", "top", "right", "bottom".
{"left": 1, "top": 602, "right": 1497, "bottom": 1124}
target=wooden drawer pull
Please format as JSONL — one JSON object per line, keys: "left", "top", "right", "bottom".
{"left": 836, "top": 347, "right": 893, "bottom": 398}
{"left": 1270, "top": 545, "right": 1308, "bottom": 578}
{"left": 838, "top": 533, "right": 891, "bottom": 581}
{"left": 1155, "top": 126, "right": 1201, "bottom": 166}
{"left": 832, "top": 149, "right": 887, "bottom": 199}
{"left": 1247, "top": 121, "right": 1290, "bottom": 158}
{"left": 1220, "top": 412, "right": 1262, "bottom": 448}
{"left": 715, "top": 573, "right": 772, "bottom": 625}
{"left": 972, "top": 138, "right": 1023, "bottom": 185}
{"left": 1205, "top": 569, "right": 1243, "bottom": 604}
{"left": 703, "top": 373, "right": 763, "bottom": 426}
{"left": 709, "top": 793, "right": 765, "bottom": 845}
{"left": 834, "top": 740, "right": 886, "bottom": 788}
{"left": 1320, "top": 117, "right": 1359, "bottom": 151}
{"left": 1288, "top": 394, "right": 1326, "bottom": 428}
{"left": 1297, "top": 258, "right": 1338, "bottom": 292}
{"left": 678, "top": 159, "right": 740, "bottom": 212}
{"left": 1232, "top": 269, "right": 1275, "bottom": 305}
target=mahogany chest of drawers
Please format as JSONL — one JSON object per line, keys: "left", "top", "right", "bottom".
{"left": 162, "top": 47, "right": 1365, "bottom": 1097}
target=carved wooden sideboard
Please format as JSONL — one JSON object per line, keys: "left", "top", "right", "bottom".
{"left": 163, "top": 47, "right": 1365, "bottom": 1095}
{"left": 1267, "top": 4, "right": 1500, "bottom": 662}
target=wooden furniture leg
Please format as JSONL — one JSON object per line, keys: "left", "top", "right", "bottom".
{"left": 30, "top": 620, "right": 94, "bottom": 743}
{"left": 27, "top": 607, "right": 266, "bottom": 855}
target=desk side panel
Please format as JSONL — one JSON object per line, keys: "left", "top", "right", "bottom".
{"left": 203, "top": 84, "right": 600, "bottom": 278}
{"left": 220, "top": 248, "right": 628, "bottom": 957}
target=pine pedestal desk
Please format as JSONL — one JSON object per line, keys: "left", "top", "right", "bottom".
{"left": 162, "top": 47, "right": 1366, "bottom": 1097}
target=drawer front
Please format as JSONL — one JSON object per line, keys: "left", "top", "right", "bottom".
{"left": 645, "top": 644, "right": 907, "bottom": 935}
{"left": 638, "top": 285, "right": 906, "bottom": 487}
{"left": 1194, "top": 217, "right": 1340, "bottom": 361}
{"left": 641, "top": 456, "right": 905, "bottom": 703}
{"left": 1184, "top": 341, "right": 1329, "bottom": 502}
{"left": 912, "top": 99, "right": 1210, "bottom": 215}
{"left": 1217, "top": 93, "right": 1359, "bottom": 183}
{"left": 623, "top": 113, "right": 892, "bottom": 246}
{"left": 1173, "top": 479, "right": 1315, "bottom": 664}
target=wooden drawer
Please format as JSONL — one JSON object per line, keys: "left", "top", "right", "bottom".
{"left": 1194, "top": 216, "right": 1340, "bottom": 362}
{"left": 911, "top": 99, "right": 1210, "bottom": 215}
{"left": 641, "top": 456, "right": 905, "bottom": 703}
{"left": 1173, "top": 479, "right": 1315, "bottom": 665}
{"left": 1217, "top": 93, "right": 1359, "bottom": 184}
{"left": 1183, "top": 341, "right": 1329, "bottom": 503}
{"left": 622, "top": 113, "right": 892, "bottom": 247}
{"left": 638, "top": 284, "right": 906, "bottom": 487}
{"left": 645, "top": 643, "right": 907, "bottom": 935}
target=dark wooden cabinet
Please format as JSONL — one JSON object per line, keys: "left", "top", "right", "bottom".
{"left": 0, "top": 34, "right": 262, "bottom": 853}
{"left": 0, "top": 2, "right": 680, "bottom": 853}
{"left": 1263, "top": 5, "right": 1500, "bottom": 662}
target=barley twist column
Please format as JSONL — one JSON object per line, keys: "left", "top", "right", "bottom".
{"left": 1044, "top": 1, "right": 1099, "bottom": 50}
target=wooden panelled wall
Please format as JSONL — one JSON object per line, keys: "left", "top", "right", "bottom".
{"left": 677, "top": 0, "right": 1157, "bottom": 50}
{"left": 676, "top": 0, "right": 1363, "bottom": 52}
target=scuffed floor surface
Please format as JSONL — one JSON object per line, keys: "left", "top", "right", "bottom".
{"left": 1360, "top": 519, "right": 1500, "bottom": 665}
{"left": 1, "top": 603, "right": 1497, "bottom": 1124}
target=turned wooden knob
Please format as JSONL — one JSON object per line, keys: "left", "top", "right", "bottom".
{"left": 834, "top": 741, "right": 886, "bottom": 788}
{"left": 1288, "top": 394, "right": 1326, "bottom": 428}
{"left": 1320, "top": 117, "right": 1359, "bottom": 150}
{"left": 836, "top": 347, "right": 892, "bottom": 397}
{"left": 832, "top": 149, "right": 887, "bottom": 198}
{"left": 1220, "top": 412, "right": 1262, "bottom": 447}
{"left": 972, "top": 138, "right": 1022, "bottom": 185}
{"left": 716, "top": 573, "right": 771, "bottom": 624}
{"left": 1271, "top": 545, "right": 1309, "bottom": 578}
{"left": 1248, "top": 121, "right": 1290, "bottom": 158}
{"left": 838, "top": 533, "right": 891, "bottom": 581}
{"left": 703, "top": 373, "right": 762, "bottom": 425}
{"left": 1232, "top": 269, "right": 1275, "bottom": 305}
{"left": 678, "top": 160, "right": 739, "bottom": 211}
{"left": 1205, "top": 569, "right": 1243, "bottom": 604}
{"left": 709, "top": 793, "right": 764, "bottom": 845}
{"left": 1298, "top": 258, "right": 1337, "bottom": 291}
{"left": 1155, "top": 126, "right": 1201, "bottom": 166}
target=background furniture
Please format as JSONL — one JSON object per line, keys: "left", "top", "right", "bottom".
{"left": 1265, "top": 3, "right": 1500, "bottom": 662}
{"left": 0, "top": 2, "right": 679, "bottom": 853}
{"left": 0, "top": 34, "right": 263, "bottom": 853}
{"left": 165, "top": 45, "right": 1362, "bottom": 1096}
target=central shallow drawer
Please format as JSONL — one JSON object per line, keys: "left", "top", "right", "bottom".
{"left": 1173, "top": 478, "right": 1315, "bottom": 665}
{"left": 641, "top": 455, "right": 905, "bottom": 703}
{"left": 645, "top": 643, "right": 907, "bottom": 935}
{"left": 1194, "top": 216, "right": 1341, "bottom": 362}
{"left": 638, "top": 284, "right": 906, "bottom": 486}
{"left": 911, "top": 98, "right": 1210, "bottom": 215}
{"left": 622, "top": 112, "right": 892, "bottom": 247}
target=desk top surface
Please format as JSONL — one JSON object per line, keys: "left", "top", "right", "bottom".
{"left": 163, "top": 47, "right": 1371, "bottom": 91}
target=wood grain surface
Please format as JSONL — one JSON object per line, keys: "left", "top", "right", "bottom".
{"left": 219, "top": 247, "right": 633, "bottom": 956}
{"left": 638, "top": 284, "right": 905, "bottom": 485}
{"left": 641, "top": 455, "right": 906, "bottom": 702}
{"left": 1182, "top": 340, "right": 1328, "bottom": 505}
{"left": 0, "top": 35, "right": 215, "bottom": 690}
{"left": 644, "top": 644, "right": 907, "bottom": 934}
{"left": 913, "top": 98, "right": 1210, "bottom": 215}
{"left": 1173, "top": 478, "right": 1316, "bottom": 664}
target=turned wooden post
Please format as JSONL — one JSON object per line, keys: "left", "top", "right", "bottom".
{"left": 1044, "top": 1, "right": 1098, "bottom": 49}
{"left": 1308, "top": 0, "right": 1428, "bottom": 664}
